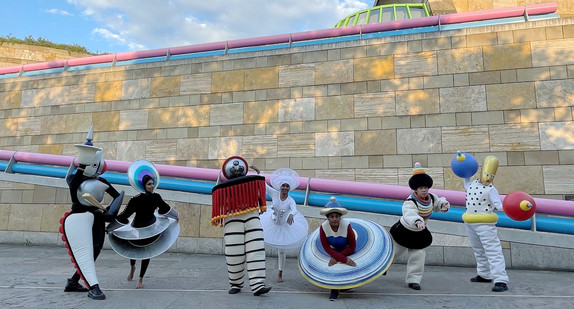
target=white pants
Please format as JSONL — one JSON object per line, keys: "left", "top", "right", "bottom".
{"left": 63, "top": 212, "right": 98, "bottom": 287}
{"left": 224, "top": 211, "right": 267, "bottom": 293}
{"left": 393, "top": 241, "right": 426, "bottom": 284}
{"left": 465, "top": 223, "right": 509, "bottom": 284}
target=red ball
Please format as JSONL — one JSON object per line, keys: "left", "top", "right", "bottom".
{"left": 503, "top": 191, "right": 536, "bottom": 221}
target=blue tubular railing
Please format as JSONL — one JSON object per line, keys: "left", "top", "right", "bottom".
{"left": 2, "top": 161, "right": 574, "bottom": 236}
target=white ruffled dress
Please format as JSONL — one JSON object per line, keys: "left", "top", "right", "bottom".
{"left": 260, "top": 184, "right": 309, "bottom": 252}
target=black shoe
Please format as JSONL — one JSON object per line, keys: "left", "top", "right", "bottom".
{"left": 408, "top": 283, "right": 421, "bottom": 290}
{"left": 228, "top": 288, "right": 241, "bottom": 294}
{"left": 471, "top": 275, "right": 493, "bottom": 283}
{"left": 254, "top": 286, "right": 271, "bottom": 296}
{"left": 87, "top": 284, "right": 106, "bottom": 300}
{"left": 492, "top": 282, "right": 508, "bottom": 292}
{"left": 64, "top": 278, "right": 88, "bottom": 292}
{"left": 329, "top": 289, "right": 339, "bottom": 301}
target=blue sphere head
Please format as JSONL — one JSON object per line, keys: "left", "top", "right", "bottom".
{"left": 451, "top": 152, "right": 479, "bottom": 178}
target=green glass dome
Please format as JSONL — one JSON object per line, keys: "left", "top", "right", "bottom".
{"left": 334, "top": 3, "right": 430, "bottom": 28}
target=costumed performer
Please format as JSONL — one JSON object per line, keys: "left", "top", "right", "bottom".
{"left": 461, "top": 155, "right": 509, "bottom": 292}
{"left": 389, "top": 162, "right": 449, "bottom": 290}
{"left": 60, "top": 126, "right": 124, "bottom": 300}
{"left": 252, "top": 166, "right": 308, "bottom": 283}
{"left": 298, "top": 197, "right": 394, "bottom": 301}
{"left": 211, "top": 156, "right": 272, "bottom": 296}
{"left": 106, "top": 160, "right": 179, "bottom": 289}
{"left": 319, "top": 198, "right": 356, "bottom": 301}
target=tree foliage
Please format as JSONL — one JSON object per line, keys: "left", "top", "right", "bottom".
{"left": 0, "top": 35, "right": 93, "bottom": 55}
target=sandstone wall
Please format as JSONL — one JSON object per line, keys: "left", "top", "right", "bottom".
{"left": 1, "top": 17, "right": 574, "bottom": 241}
{"left": 448, "top": 0, "right": 574, "bottom": 18}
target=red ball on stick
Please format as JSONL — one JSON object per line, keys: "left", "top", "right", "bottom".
{"left": 502, "top": 191, "right": 536, "bottom": 221}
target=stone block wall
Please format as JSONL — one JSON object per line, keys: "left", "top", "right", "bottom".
{"left": 2, "top": 17, "right": 574, "bottom": 243}
{"left": 454, "top": 0, "right": 574, "bottom": 18}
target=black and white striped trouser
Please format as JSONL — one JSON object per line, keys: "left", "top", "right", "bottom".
{"left": 224, "top": 211, "right": 266, "bottom": 293}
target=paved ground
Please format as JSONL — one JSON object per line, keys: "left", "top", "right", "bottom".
{"left": 1, "top": 244, "right": 573, "bottom": 309}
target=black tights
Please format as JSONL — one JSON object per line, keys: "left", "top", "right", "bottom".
{"left": 130, "top": 259, "right": 151, "bottom": 278}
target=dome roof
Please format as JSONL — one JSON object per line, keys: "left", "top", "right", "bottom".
{"left": 334, "top": 3, "right": 429, "bottom": 28}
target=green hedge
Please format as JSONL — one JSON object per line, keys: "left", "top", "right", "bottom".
{"left": 0, "top": 35, "right": 93, "bottom": 55}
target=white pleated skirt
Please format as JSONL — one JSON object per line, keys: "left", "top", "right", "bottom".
{"left": 260, "top": 210, "right": 309, "bottom": 252}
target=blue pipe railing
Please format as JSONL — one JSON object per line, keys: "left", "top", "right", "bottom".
{"left": 2, "top": 161, "right": 573, "bottom": 235}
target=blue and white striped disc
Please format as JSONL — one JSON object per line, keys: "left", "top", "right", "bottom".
{"left": 298, "top": 218, "right": 394, "bottom": 289}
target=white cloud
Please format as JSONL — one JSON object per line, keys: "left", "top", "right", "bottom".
{"left": 46, "top": 8, "right": 73, "bottom": 16}
{"left": 92, "top": 28, "right": 124, "bottom": 44}
{"left": 68, "top": 0, "right": 370, "bottom": 51}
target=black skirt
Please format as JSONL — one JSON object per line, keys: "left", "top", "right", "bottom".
{"left": 390, "top": 220, "right": 432, "bottom": 249}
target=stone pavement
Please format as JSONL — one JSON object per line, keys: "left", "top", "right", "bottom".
{"left": 0, "top": 244, "right": 573, "bottom": 309}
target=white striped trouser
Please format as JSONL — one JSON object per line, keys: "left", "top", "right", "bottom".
{"left": 224, "top": 211, "right": 267, "bottom": 293}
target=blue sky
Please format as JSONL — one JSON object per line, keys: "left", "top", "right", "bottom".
{"left": 1, "top": 0, "right": 372, "bottom": 54}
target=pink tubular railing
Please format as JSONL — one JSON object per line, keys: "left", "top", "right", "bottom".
{"left": 521, "top": 2, "right": 559, "bottom": 15}
{"left": 438, "top": 6, "right": 526, "bottom": 25}
{"left": 0, "top": 66, "right": 22, "bottom": 75}
{"left": 115, "top": 48, "right": 169, "bottom": 61}
{"left": 227, "top": 34, "right": 291, "bottom": 49}
{"left": 66, "top": 54, "right": 116, "bottom": 67}
{"left": 291, "top": 25, "right": 361, "bottom": 42}
{"left": 168, "top": 41, "right": 227, "bottom": 55}
{"left": 361, "top": 15, "right": 439, "bottom": 33}
{"left": 2, "top": 149, "right": 574, "bottom": 217}
{"left": 22, "top": 60, "right": 67, "bottom": 72}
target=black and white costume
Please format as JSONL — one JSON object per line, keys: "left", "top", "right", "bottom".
{"left": 464, "top": 178, "right": 509, "bottom": 285}
{"left": 60, "top": 129, "right": 123, "bottom": 300}
{"left": 211, "top": 156, "right": 271, "bottom": 296}
{"left": 461, "top": 155, "right": 509, "bottom": 292}
{"left": 390, "top": 163, "right": 449, "bottom": 289}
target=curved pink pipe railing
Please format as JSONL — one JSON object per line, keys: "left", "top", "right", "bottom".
{"left": 169, "top": 42, "right": 227, "bottom": 55}
{"left": 291, "top": 25, "right": 361, "bottom": 41}
{"left": 439, "top": 6, "right": 526, "bottom": 24}
{"left": 22, "top": 60, "right": 67, "bottom": 72}
{"left": 1, "top": 150, "right": 220, "bottom": 182}
{"left": 521, "top": 2, "right": 558, "bottom": 16}
{"left": 0, "top": 150, "right": 16, "bottom": 160}
{"left": 306, "top": 178, "right": 574, "bottom": 217}
{"left": 115, "top": 48, "right": 169, "bottom": 61}
{"left": 439, "top": 2, "right": 557, "bottom": 25}
{"left": 2, "top": 150, "right": 573, "bottom": 217}
{"left": 227, "top": 34, "right": 291, "bottom": 49}
{"left": 362, "top": 15, "right": 439, "bottom": 33}
{"left": 0, "top": 3, "right": 558, "bottom": 75}
{"left": 104, "top": 159, "right": 219, "bottom": 181}
{"left": 66, "top": 54, "right": 116, "bottom": 67}
{"left": 13, "top": 152, "right": 75, "bottom": 166}
{"left": 0, "top": 66, "right": 21, "bottom": 75}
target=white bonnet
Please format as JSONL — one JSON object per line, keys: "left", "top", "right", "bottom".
{"left": 270, "top": 168, "right": 300, "bottom": 190}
